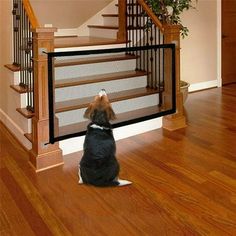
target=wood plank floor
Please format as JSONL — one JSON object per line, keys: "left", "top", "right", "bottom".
{"left": 1, "top": 84, "right": 236, "bottom": 235}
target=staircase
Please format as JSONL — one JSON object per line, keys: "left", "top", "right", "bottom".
{"left": 4, "top": 0, "right": 186, "bottom": 171}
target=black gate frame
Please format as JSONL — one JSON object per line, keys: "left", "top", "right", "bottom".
{"left": 47, "top": 44, "right": 176, "bottom": 144}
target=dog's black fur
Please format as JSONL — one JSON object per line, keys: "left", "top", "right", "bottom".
{"left": 79, "top": 93, "right": 120, "bottom": 187}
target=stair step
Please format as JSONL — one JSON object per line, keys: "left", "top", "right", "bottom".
{"left": 10, "top": 85, "right": 28, "bottom": 94}
{"left": 55, "top": 70, "right": 147, "bottom": 88}
{"left": 4, "top": 64, "right": 20, "bottom": 72}
{"left": 24, "top": 133, "right": 32, "bottom": 142}
{"left": 54, "top": 36, "right": 126, "bottom": 49}
{"left": 102, "top": 14, "right": 118, "bottom": 17}
{"left": 16, "top": 108, "right": 34, "bottom": 118}
{"left": 56, "top": 87, "right": 159, "bottom": 113}
{"left": 87, "top": 25, "right": 118, "bottom": 30}
{"left": 115, "top": 3, "right": 137, "bottom": 7}
{"left": 58, "top": 105, "right": 161, "bottom": 137}
{"left": 55, "top": 54, "right": 137, "bottom": 68}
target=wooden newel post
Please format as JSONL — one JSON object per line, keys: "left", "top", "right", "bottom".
{"left": 30, "top": 27, "right": 63, "bottom": 172}
{"left": 117, "top": 0, "right": 127, "bottom": 41}
{"left": 163, "top": 25, "right": 187, "bottom": 131}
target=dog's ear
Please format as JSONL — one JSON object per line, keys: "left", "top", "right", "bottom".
{"left": 84, "top": 103, "right": 94, "bottom": 120}
{"left": 107, "top": 106, "right": 116, "bottom": 120}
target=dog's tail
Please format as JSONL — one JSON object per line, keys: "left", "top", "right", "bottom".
{"left": 116, "top": 179, "right": 132, "bottom": 186}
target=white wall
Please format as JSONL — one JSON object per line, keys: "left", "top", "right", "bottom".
{"left": 0, "top": 0, "right": 13, "bottom": 112}
{"left": 181, "top": 0, "right": 219, "bottom": 91}
{"left": 30, "top": 0, "right": 113, "bottom": 28}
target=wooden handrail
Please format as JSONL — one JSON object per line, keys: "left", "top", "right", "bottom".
{"left": 137, "top": 0, "right": 164, "bottom": 33}
{"left": 23, "top": 0, "right": 40, "bottom": 29}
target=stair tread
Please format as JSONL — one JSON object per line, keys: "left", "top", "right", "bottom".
{"left": 55, "top": 70, "right": 148, "bottom": 88}
{"left": 54, "top": 36, "right": 126, "bottom": 48}
{"left": 102, "top": 14, "right": 118, "bottom": 17}
{"left": 4, "top": 64, "right": 20, "bottom": 72}
{"left": 55, "top": 54, "right": 137, "bottom": 67}
{"left": 10, "top": 85, "right": 28, "bottom": 94}
{"left": 58, "top": 105, "right": 161, "bottom": 137}
{"left": 56, "top": 87, "right": 159, "bottom": 113}
{"left": 16, "top": 108, "right": 34, "bottom": 118}
{"left": 88, "top": 25, "right": 118, "bottom": 29}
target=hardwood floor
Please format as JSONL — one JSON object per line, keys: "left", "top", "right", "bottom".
{"left": 0, "top": 84, "right": 236, "bottom": 235}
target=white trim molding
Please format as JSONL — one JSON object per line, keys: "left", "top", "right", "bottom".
{"left": 0, "top": 108, "right": 32, "bottom": 150}
{"left": 217, "top": 0, "right": 222, "bottom": 87}
{"left": 189, "top": 80, "right": 218, "bottom": 92}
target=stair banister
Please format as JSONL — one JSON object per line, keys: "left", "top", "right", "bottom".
{"left": 11, "top": 0, "right": 63, "bottom": 171}
{"left": 22, "top": 0, "right": 39, "bottom": 29}
{"left": 137, "top": 0, "right": 164, "bottom": 33}
{"left": 132, "top": 0, "right": 186, "bottom": 130}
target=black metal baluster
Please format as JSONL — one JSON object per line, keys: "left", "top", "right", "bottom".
{"left": 135, "top": 0, "right": 139, "bottom": 70}
{"left": 21, "top": 1, "right": 25, "bottom": 86}
{"left": 30, "top": 30, "right": 34, "bottom": 112}
{"left": 142, "top": 12, "right": 146, "bottom": 72}
{"left": 12, "top": 0, "right": 17, "bottom": 65}
{"left": 150, "top": 21, "right": 154, "bottom": 89}
{"left": 131, "top": 0, "right": 135, "bottom": 53}
{"left": 139, "top": 4, "right": 142, "bottom": 70}
{"left": 146, "top": 17, "right": 149, "bottom": 87}
{"left": 158, "top": 30, "right": 163, "bottom": 105}
{"left": 128, "top": 0, "right": 131, "bottom": 53}
{"left": 16, "top": 1, "right": 20, "bottom": 66}
{"left": 154, "top": 27, "right": 157, "bottom": 90}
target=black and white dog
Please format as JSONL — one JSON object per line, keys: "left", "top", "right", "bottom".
{"left": 78, "top": 89, "right": 132, "bottom": 187}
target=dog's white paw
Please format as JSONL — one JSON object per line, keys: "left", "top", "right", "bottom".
{"left": 78, "top": 169, "right": 83, "bottom": 184}
{"left": 117, "top": 179, "right": 132, "bottom": 186}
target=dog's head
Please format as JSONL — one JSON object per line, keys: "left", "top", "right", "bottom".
{"left": 84, "top": 89, "right": 116, "bottom": 125}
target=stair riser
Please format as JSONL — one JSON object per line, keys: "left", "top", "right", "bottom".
{"left": 55, "top": 59, "right": 136, "bottom": 79}
{"left": 89, "top": 28, "right": 117, "bottom": 39}
{"left": 57, "top": 94, "right": 159, "bottom": 127}
{"left": 13, "top": 71, "right": 20, "bottom": 85}
{"left": 103, "top": 17, "right": 118, "bottom": 26}
{"left": 55, "top": 76, "right": 147, "bottom": 102}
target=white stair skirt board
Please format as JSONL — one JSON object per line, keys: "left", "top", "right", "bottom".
{"left": 0, "top": 109, "right": 32, "bottom": 150}
{"left": 59, "top": 116, "right": 163, "bottom": 155}
{"left": 189, "top": 80, "right": 218, "bottom": 92}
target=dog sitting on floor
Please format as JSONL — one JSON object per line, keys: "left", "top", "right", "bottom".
{"left": 78, "top": 89, "right": 132, "bottom": 187}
